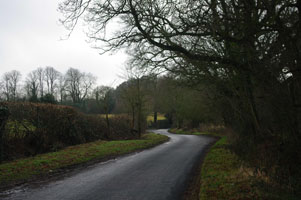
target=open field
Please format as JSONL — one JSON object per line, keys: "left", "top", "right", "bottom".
{"left": 146, "top": 113, "right": 166, "bottom": 123}
{"left": 99, "top": 113, "right": 166, "bottom": 123}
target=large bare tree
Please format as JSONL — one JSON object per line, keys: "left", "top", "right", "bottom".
{"left": 65, "top": 68, "right": 96, "bottom": 103}
{"left": 58, "top": 0, "right": 301, "bottom": 132}
{"left": 44, "top": 66, "right": 60, "bottom": 95}
{"left": 94, "top": 85, "right": 114, "bottom": 138}
{"left": 58, "top": 74, "right": 67, "bottom": 103}
{"left": 1, "top": 70, "right": 21, "bottom": 101}
{"left": 36, "top": 67, "right": 45, "bottom": 98}
{"left": 25, "top": 70, "right": 39, "bottom": 102}
{"left": 59, "top": 0, "right": 301, "bottom": 190}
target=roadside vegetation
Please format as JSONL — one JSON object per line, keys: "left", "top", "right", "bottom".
{"left": 2, "top": 0, "right": 301, "bottom": 194}
{"left": 0, "top": 133, "right": 168, "bottom": 188}
{"left": 199, "top": 136, "right": 260, "bottom": 200}
{"left": 170, "top": 128, "right": 300, "bottom": 200}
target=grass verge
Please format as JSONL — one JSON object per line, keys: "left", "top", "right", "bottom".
{"left": 0, "top": 133, "right": 169, "bottom": 188}
{"left": 169, "top": 128, "right": 260, "bottom": 200}
{"left": 201, "top": 136, "right": 300, "bottom": 200}
{"left": 170, "top": 128, "right": 299, "bottom": 200}
{"left": 199, "top": 136, "right": 260, "bottom": 200}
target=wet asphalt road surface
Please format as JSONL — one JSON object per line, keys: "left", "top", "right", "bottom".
{"left": 1, "top": 129, "right": 215, "bottom": 200}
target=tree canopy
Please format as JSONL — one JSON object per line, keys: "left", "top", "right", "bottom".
{"left": 59, "top": 0, "right": 301, "bottom": 192}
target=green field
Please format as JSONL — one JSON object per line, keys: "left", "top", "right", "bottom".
{"left": 146, "top": 113, "right": 166, "bottom": 123}
{"left": 99, "top": 113, "right": 166, "bottom": 123}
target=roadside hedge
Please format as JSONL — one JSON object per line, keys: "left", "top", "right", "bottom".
{"left": 1, "top": 102, "right": 135, "bottom": 161}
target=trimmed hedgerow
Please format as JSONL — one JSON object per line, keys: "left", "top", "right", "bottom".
{"left": 1, "top": 102, "right": 135, "bottom": 161}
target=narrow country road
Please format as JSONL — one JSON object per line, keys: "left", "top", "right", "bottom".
{"left": 1, "top": 129, "right": 215, "bottom": 200}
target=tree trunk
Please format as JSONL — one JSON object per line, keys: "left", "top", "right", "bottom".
{"left": 154, "top": 111, "right": 157, "bottom": 128}
{"left": 105, "top": 105, "right": 111, "bottom": 139}
{"left": 0, "top": 104, "right": 10, "bottom": 163}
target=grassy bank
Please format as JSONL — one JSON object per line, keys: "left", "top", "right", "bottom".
{"left": 199, "top": 136, "right": 260, "bottom": 200}
{"left": 170, "top": 128, "right": 299, "bottom": 200}
{"left": 170, "top": 129, "right": 261, "bottom": 200}
{"left": 0, "top": 133, "right": 169, "bottom": 188}
{"left": 200, "top": 136, "right": 300, "bottom": 200}
{"left": 170, "top": 128, "right": 260, "bottom": 199}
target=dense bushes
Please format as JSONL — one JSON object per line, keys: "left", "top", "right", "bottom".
{"left": 0, "top": 102, "right": 135, "bottom": 161}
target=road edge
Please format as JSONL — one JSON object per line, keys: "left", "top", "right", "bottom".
{"left": 180, "top": 135, "right": 220, "bottom": 200}
{"left": 0, "top": 133, "right": 170, "bottom": 193}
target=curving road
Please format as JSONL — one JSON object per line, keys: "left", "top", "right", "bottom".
{"left": 1, "top": 129, "right": 215, "bottom": 200}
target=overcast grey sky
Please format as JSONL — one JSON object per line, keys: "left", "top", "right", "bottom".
{"left": 0, "top": 0, "right": 128, "bottom": 87}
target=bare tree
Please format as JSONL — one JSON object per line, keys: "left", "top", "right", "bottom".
{"left": 82, "top": 72, "right": 96, "bottom": 100}
{"left": 94, "top": 85, "right": 114, "bottom": 138}
{"left": 10, "top": 70, "right": 22, "bottom": 101}
{"left": 1, "top": 70, "right": 22, "bottom": 101}
{"left": 59, "top": 0, "right": 301, "bottom": 134}
{"left": 44, "top": 66, "right": 60, "bottom": 95}
{"left": 25, "top": 70, "right": 39, "bottom": 102}
{"left": 0, "top": 82, "right": 4, "bottom": 101}
{"left": 36, "top": 67, "right": 44, "bottom": 98}
{"left": 119, "top": 67, "right": 149, "bottom": 136}
{"left": 2, "top": 73, "right": 11, "bottom": 101}
{"left": 58, "top": 74, "right": 67, "bottom": 103}
{"left": 65, "top": 68, "right": 96, "bottom": 103}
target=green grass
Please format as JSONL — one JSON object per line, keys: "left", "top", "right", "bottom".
{"left": 199, "top": 136, "right": 261, "bottom": 200}
{"left": 169, "top": 128, "right": 262, "bottom": 199}
{"left": 0, "top": 133, "right": 169, "bottom": 187}
{"left": 5, "top": 119, "right": 36, "bottom": 138}
{"left": 170, "top": 128, "right": 298, "bottom": 200}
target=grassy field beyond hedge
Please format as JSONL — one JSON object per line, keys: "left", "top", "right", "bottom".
{"left": 0, "top": 133, "right": 169, "bottom": 188}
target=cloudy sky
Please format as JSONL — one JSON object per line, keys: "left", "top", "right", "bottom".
{"left": 0, "top": 0, "right": 128, "bottom": 87}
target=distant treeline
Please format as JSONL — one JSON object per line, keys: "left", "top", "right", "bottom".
{"left": 0, "top": 67, "right": 220, "bottom": 129}
{"left": 0, "top": 70, "right": 221, "bottom": 162}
